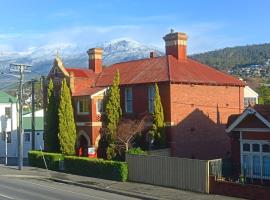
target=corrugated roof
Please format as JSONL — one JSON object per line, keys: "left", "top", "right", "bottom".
{"left": 23, "top": 117, "right": 44, "bottom": 130}
{"left": 64, "top": 55, "right": 244, "bottom": 96}
{"left": 0, "top": 91, "right": 17, "bottom": 103}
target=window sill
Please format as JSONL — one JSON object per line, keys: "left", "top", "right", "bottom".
{"left": 77, "top": 112, "right": 89, "bottom": 115}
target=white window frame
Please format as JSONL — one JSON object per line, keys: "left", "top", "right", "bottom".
{"left": 77, "top": 98, "right": 89, "bottom": 115}
{"left": 241, "top": 139, "right": 270, "bottom": 180}
{"left": 148, "top": 85, "right": 155, "bottom": 113}
{"left": 96, "top": 99, "right": 104, "bottom": 114}
{"left": 125, "top": 87, "right": 133, "bottom": 113}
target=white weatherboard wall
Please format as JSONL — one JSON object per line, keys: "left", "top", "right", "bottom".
{"left": 0, "top": 103, "right": 18, "bottom": 158}
{"left": 244, "top": 86, "right": 258, "bottom": 107}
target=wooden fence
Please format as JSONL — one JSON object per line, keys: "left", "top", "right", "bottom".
{"left": 126, "top": 153, "right": 213, "bottom": 193}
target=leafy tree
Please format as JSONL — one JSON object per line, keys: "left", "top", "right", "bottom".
{"left": 45, "top": 79, "right": 59, "bottom": 152}
{"left": 258, "top": 85, "right": 270, "bottom": 104}
{"left": 58, "top": 79, "right": 77, "bottom": 155}
{"left": 151, "top": 83, "right": 165, "bottom": 148}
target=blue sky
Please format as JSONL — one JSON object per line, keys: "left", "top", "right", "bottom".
{"left": 0, "top": 0, "right": 269, "bottom": 54}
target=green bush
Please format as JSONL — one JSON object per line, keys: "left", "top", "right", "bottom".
{"left": 64, "top": 156, "right": 128, "bottom": 181}
{"left": 28, "top": 151, "right": 64, "bottom": 170}
{"left": 127, "top": 147, "right": 147, "bottom": 155}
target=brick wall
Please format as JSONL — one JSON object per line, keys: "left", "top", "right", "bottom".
{"left": 209, "top": 176, "right": 270, "bottom": 200}
{"left": 170, "top": 83, "right": 243, "bottom": 159}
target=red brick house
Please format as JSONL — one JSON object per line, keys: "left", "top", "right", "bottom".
{"left": 46, "top": 31, "right": 245, "bottom": 159}
{"left": 226, "top": 105, "right": 270, "bottom": 181}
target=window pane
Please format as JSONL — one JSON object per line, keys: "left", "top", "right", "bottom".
{"left": 253, "top": 155, "right": 261, "bottom": 176}
{"left": 148, "top": 86, "right": 155, "bottom": 113}
{"left": 25, "top": 133, "right": 30, "bottom": 142}
{"left": 263, "top": 144, "right": 270, "bottom": 153}
{"left": 5, "top": 107, "right": 11, "bottom": 118}
{"left": 7, "top": 132, "right": 11, "bottom": 143}
{"left": 252, "top": 144, "right": 260, "bottom": 152}
{"left": 243, "top": 155, "right": 250, "bottom": 176}
{"left": 263, "top": 156, "right": 270, "bottom": 177}
{"left": 125, "top": 88, "right": 133, "bottom": 113}
{"left": 243, "top": 143, "right": 250, "bottom": 152}
{"left": 96, "top": 99, "right": 104, "bottom": 113}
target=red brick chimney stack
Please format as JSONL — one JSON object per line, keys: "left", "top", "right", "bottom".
{"left": 163, "top": 30, "right": 187, "bottom": 60}
{"left": 87, "top": 48, "right": 103, "bottom": 73}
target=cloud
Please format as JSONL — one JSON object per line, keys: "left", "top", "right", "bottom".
{"left": 0, "top": 22, "right": 245, "bottom": 54}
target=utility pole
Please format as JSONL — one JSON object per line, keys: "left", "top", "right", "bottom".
{"left": 31, "top": 79, "right": 36, "bottom": 150}
{"left": 10, "top": 63, "right": 31, "bottom": 170}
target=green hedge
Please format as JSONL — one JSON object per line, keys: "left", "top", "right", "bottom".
{"left": 28, "top": 151, "right": 64, "bottom": 170}
{"left": 127, "top": 147, "right": 147, "bottom": 155}
{"left": 64, "top": 156, "right": 128, "bottom": 181}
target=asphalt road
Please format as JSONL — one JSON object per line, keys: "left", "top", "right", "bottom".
{"left": 0, "top": 176, "right": 140, "bottom": 200}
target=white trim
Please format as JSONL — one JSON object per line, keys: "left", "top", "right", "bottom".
{"left": 233, "top": 128, "right": 270, "bottom": 132}
{"left": 76, "top": 122, "right": 102, "bottom": 127}
{"left": 226, "top": 107, "right": 270, "bottom": 133}
{"left": 90, "top": 88, "right": 108, "bottom": 99}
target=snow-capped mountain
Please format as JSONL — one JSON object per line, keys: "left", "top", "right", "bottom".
{"left": 0, "top": 39, "right": 163, "bottom": 89}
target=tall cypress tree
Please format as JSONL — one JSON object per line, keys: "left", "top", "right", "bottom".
{"left": 58, "top": 78, "right": 77, "bottom": 155}
{"left": 45, "top": 79, "right": 59, "bottom": 152}
{"left": 103, "top": 71, "right": 122, "bottom": 159}
{"left": 105, "top": 70, "right": 122, "bottom": 140}
{"left": 152, "top": 83, "right": 165, "bottom": 147}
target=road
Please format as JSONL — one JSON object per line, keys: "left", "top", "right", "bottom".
{"left": 0, "top": 176, "right": 140, "bottom": 200}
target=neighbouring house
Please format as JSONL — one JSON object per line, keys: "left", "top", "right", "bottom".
{"left": 226, "top": 105, "right": 270, "bottom": 182}
{"left": 45, "top": 30, "right": 245, "bottom": 159}
{"left": 23, "top": 109, "right": 44, "bottom": 157}
{"left": 244, "top": 86, "right": 258, "bottom": 108}
{"left": 0, "top": 91, "right": 17, "bottom": 160}
{"left": 0, "top": 91, "right": 44, "bottom": 162}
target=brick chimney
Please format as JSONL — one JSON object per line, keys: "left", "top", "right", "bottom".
{"left": 87, "top": 48, "right": 103, "bottom": 73}
{"left": 163, "top": 30, "right": 187, "bottom": 60}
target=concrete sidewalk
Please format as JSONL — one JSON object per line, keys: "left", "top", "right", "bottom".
{"left": 0, "top": 165, "right": 243, "bottom": 200}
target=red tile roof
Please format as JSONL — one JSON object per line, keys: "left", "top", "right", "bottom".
{"left": 65, "top": 55, "right": 245, "bottom": 96}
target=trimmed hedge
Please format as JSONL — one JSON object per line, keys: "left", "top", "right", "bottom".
{"left": 64, "top": 156, "right": 128, "bottom": 181}
{"left": 127, "top": 147, "right": 147, "bottom": 155}
{"left": 28, "top": 151, "right": 64, "bottom": 170}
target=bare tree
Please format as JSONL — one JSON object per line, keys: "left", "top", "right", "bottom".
{"left": 115, "top": 116, "right": 148, "bottom": 152}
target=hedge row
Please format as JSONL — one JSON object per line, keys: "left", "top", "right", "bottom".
{"left": 28, "top": 151, "right": 64, "bottom": 171}
{"left": 28, "top": 151, "right": 128, "bottom": 182}
{"left": 64, "top": 156, "right": 128, "bottom": 181}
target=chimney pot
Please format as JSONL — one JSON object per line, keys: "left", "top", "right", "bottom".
{"left": 87, "top": 48, "right": 103, "bottom": 73}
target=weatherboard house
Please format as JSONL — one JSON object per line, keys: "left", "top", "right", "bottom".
{"left": 46, "top": 31, "right": 245, "bottom": 159}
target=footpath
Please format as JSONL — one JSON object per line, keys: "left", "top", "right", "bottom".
{"left": 0, "top": 165, "right": 243, "bottom": 200}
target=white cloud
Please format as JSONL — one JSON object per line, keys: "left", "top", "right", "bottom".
{"left": 0, "top": 22, "right": 245, "bottom": 54}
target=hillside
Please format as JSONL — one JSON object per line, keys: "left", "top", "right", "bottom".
{"left": 191, "top": 43, "right": 270, "bottom": 71}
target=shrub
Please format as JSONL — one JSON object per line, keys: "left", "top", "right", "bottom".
{"left": 127, "top": 147, "right": 147, "bottom": 155}
{"left": 64, "top": 156, "right": 128, "bottom": 181}
{"left": 28, "top": 151, "right": 64, "bottom": 170}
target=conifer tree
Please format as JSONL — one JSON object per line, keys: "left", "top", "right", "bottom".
{"left": 105, "top": 70, "right": 122, "bottom": 140}
{"left": 45, "top": 79, "right": 59, "bottom": 152}
{"left": 58, "top": 79, "right": 77, "bottom": 155}
{"left": 103, "top": 71, "right": 122, "bottom": 159}
{"left": 152, "top": 83, "right": 165, "bottom": 147}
